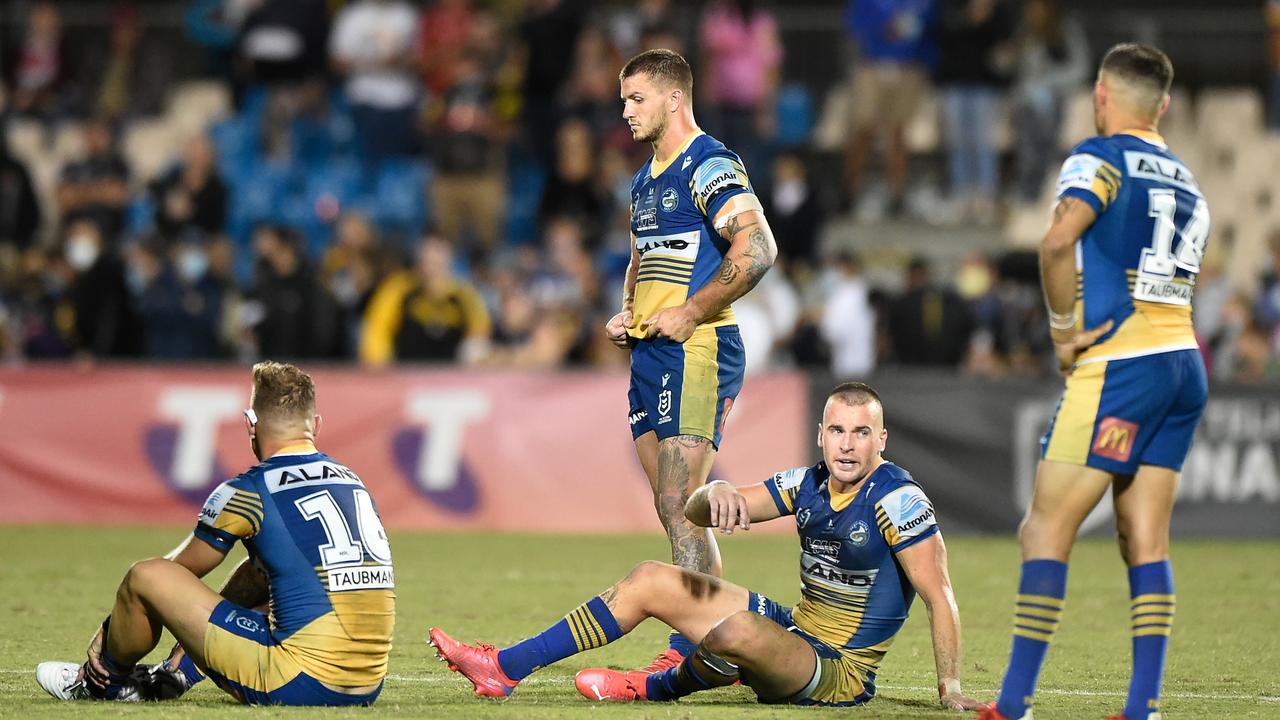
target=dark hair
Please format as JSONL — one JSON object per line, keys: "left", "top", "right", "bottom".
{"left": 1100, "top": 43, "right": 1174, "bottom": 98}
{"left": 828, "top": 381, "right": 883, "bottom": 416}
{"left": 619, "top": 48, "right": 693, "bottom": 96}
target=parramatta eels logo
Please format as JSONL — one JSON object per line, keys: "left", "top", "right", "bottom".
{"left": 661, "top": 187, "right": 679, "bottom": 212}
{"left": 848, "top": 520, "right": 869, "bottom": 547}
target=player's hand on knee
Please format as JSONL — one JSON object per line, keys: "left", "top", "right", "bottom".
{"left": 1053, "top": 319, "right": 1114, "bottom": 376}
{"left": 605, "top": 310, "right": 635, "bottom": 348}
{"left": 708, "top": 482, "right": 750, "bottom": 534}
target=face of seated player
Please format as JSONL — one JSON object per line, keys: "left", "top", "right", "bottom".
{"left": 817, "top": 399, "right": 888, "bottom": 490}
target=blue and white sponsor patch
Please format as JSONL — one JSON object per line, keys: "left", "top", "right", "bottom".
{"left": 692, "top": 155, "right": 750, "bottom": 212}
{"left": 199, "top": 482, "right": 235, "bottom": 525}
{"left": 1056, "top": 153, "right": 1105, "bottom": 196}
{"left": 881, "top": 485, "right": 936, "bottom": 540}
{"left": 770, "top": 467, "right": 807, "bottom": 492}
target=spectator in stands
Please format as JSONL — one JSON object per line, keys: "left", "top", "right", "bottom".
{"left": 322, "top": 212, "right": 397, "bottom": 351}
{"left": 245, "top": 224, "right": 344, "bottom": 359}
{"left": 429, "top": 51, "right": 507, "bottom": 255}
{"left": 129, "top": 233, "right": 225, "bottom": 359}
{"left": 516, "top": 0, "right": 582, "bottom": 167}
{"left": 418, "top": 0, "right": 475, "bottom": 100}
{"left": 821, "top": 252, "right": 876, "bottom": 378}
{"left": 698, "top": 0, "right": 783, "bottom": 184}
{"left": 735, "top": 257, "right": 801, "bottom": 374}
{"left": 606, "top": 0, "right": 692, "bottom": 58}
{"left": 935, "top": 0, "right": 1016, "bottom": 225}
{"left": 538, "top": 120, "right": 607, "bottom": 245}
{"left": 0, "top": 132, "right": 42, "bottom": 254}
{"left": 888, "top": 256, "right": 973, "bottom": 366}
{"left": 1009, "top": 0, "right": 1088, "bottom": 203}
{"left": 563, "top": 25, "right": 626, "bottom": 139}
{"left": 1252, "top": 230, "right": 1280, "bottom": 332}
{"left": 56, "top": 117, "right": 131, "bottom": 243}
{"left": 8, "top": 247, "right": 73, "bottom": 359}
{"left": 360, "top": 233, "right": 491, "bottom": 366}
{"left": 151, "top": 135, "right": 228, "bottom": 240}
{"left": 63, "top": 220, "right": 141, "bottom": 359}
{"left": 4, "top": 1, "right": 74, "bottom": 120}
{"left": 764, "top": 152, "right": 823, "bottom": 267}
{"left": 843, "top": 0, "right": 937, "bottom": 218}
{"left": 237, "top": 0, "right": 330, "bottom": 88}
{"left": 330, "top": 0, "right": 422, "bottom": 163}
{"left": 90, "top": 4, "right": 169, "bottom": 119}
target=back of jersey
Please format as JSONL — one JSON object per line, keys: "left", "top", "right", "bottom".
{"left": 200, "top": 451, "right": 395, "bottom": 686}
{"left": 1056, "top": 131, "right": 1209, "bottom": 364}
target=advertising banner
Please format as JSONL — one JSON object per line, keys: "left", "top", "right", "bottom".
{"left": 815, "top": 371, "right": 1280, "bottom": 537}
{"left": 0, "top": 367, "right": 809, "bottom": 533}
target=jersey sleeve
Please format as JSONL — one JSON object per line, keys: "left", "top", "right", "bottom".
{"left": 194, "top": 481, "right": 264, "bottom": 553}
{"left": 875, "top": 484, "right": 939, "bottom": 552}
{"left": 691, "top": 153, "right": 754, "bottom": 219}
{"left": 1056, "top": 138, "right": 1123, "bottom": 215}
{"left": 763, "top": 467, "right": 807, "bottom": 515}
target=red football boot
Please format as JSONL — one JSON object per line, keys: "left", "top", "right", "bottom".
{"left": 637, "top": 648, "right": 685, "bottom": 673}
{"left": 427, "top": 627, "right": 518, "bottom": 698}
{"left": 574, "top": 667, "right": 649, "bottom": 702}
{"left": 975, "top": 702, "right": 1020, "bottom": 720}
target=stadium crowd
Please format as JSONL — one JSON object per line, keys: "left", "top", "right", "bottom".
{"left": 0, "top": 0, "right": 1277, "bottom": 382}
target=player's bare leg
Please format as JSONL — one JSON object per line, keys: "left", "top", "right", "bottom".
{"left": 105, "top": 559, "right": 222, "bottom": 671}
{"left": 633, "top": 431, "right": 721, "bottom": 669}
{"left": 1110, "top": 465, "right": 1180, "bottom": 720}
{"left": 1018, "top": 460, "right": 1113, "bottom": 561}
{"left": 1112, "top": 466, "right": 1178, "bottom": 566}
{"left": 986, "top": 461, "right": 1115, "bottom": 719}
{"left": 37, "top": 559, "right": 221, "bottom": 701}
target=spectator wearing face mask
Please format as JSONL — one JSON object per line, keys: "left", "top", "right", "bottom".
{"left": 63, "top": 220, "right": 141, "bottom": 358}
{"left": 129, "top": 233, "right": 226, "bottom": 359}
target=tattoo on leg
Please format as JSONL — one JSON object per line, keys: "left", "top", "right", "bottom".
{"left": 656, "top": 436, "right": 714, "bottom": 574}
{"left": 598, "top": 583, "right": 621, "bottom": 610}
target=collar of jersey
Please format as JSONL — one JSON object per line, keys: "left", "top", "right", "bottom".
{"left": 649, "top": 130, "right": 703, "bottom": 179}
{"left": 826, "top": 461, "right": 888, "bottom": 512}
{"left": 271, "top": 442, "right": 318, "bottom": 458}
{"left": 1117, "top": 129, "right": 1167, "bottom": 148}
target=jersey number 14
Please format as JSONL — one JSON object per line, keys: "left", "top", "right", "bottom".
{"left": 1135, "top": 189, "right": 1209, "bottom": 305}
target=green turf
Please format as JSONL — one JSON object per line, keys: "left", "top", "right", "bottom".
{"left": 0, "top": 527, "right": 1277, "bottom": 718}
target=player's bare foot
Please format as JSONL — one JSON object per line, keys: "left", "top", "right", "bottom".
{"left": 427, "top": 627, "right": 517, "bottom": 698}
{"left": 575, "top": 667, "right": 649, "bottom": 702}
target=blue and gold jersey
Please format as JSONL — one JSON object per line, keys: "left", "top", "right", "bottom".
{"left": 1055, "top": 131, "right": 1209, "bottom": 364}
{"left": 627, "top": 131, "right": 754, "bottom": 337}
{"left": 195, "top": 449, "right": 395, "bottom": 687}
{"left": 765, "top": 461, "right": 938, "bottom": 676}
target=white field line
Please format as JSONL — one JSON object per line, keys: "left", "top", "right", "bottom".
{"left": 5, "top": 670, "right": 1276, "bottom": 704}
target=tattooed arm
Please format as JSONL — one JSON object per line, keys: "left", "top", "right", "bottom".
{"left": 1039, "top": 196, "right": 1096, "bottom": 322}
{"left": 638, "top": 194, "right": 778, "bottom": 342}
{"left": 688, "top": 193, "right": 777, "bottom": 324}
{"left": 1041, "top": 196, "right": 1113, "bottom": 374}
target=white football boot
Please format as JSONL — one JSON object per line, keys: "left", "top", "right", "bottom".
{"left": 35, "top": 661, "right": 140, "bottom": 701}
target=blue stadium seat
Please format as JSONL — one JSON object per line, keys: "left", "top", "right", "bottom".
{"left": 504, "top": 155, "right": 546, "bottom": 246}
{"left": 209, "top": 117, "right": 260, "bottom": 183}
{"left": 373, "top": 159, "right": 429, "bottom": 240}
{"left": 775, "top": 84, "right": 813, "bottom": 146}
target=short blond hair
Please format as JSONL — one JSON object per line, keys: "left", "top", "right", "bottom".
{"left": 251, "top": 361, "right": 315, "bottom": 431}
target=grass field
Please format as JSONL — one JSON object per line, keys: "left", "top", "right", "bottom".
{"left": 1, "top": 526, "right": 1277, "bottom": 719}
